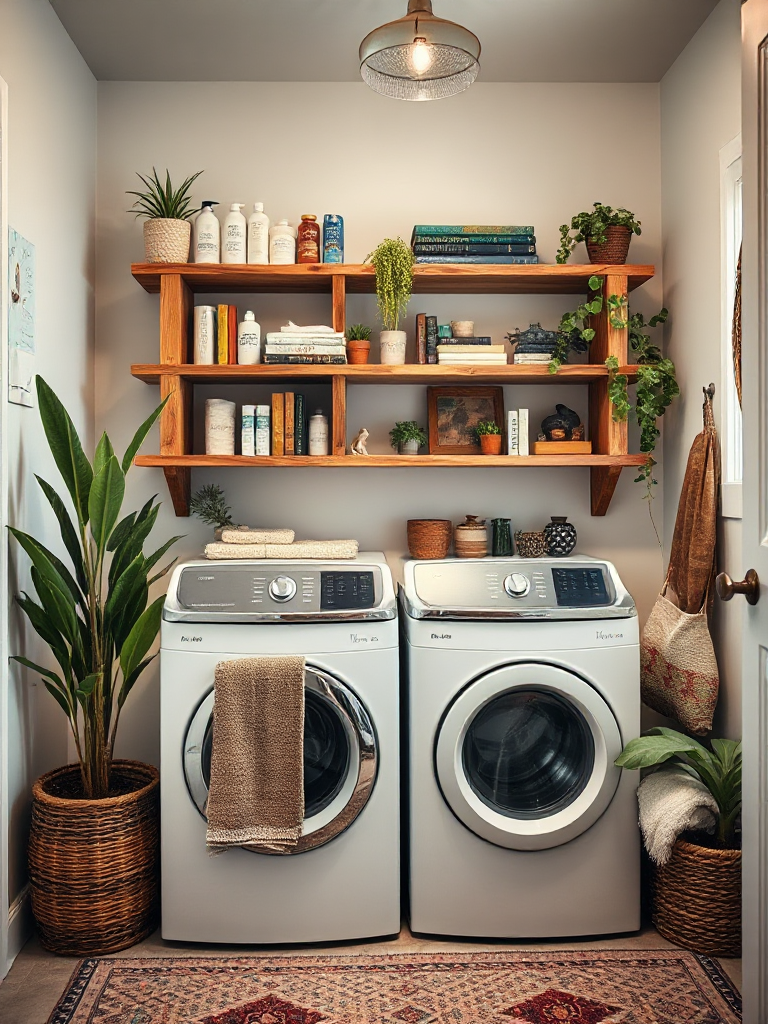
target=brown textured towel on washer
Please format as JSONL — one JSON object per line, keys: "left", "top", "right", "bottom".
{"left": 206, "top": 656, "right": 305, "bottom": 853}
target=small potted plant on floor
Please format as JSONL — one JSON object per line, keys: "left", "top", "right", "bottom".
{"left": 10, "top": 377, "right": 180, "bottom": 955}
{"left": 475, "top": 420, "right": 502, "bottom": 454}
{"left": 390, "top": 420, "right": 427, "bottom": 455}
{"left": 346, "top": 323, "right": 373, "bottom": 365}
{"left": 127, "top": 167, "right": 203, "bottom": 263}
{"left": 557, "top": 203, "right": 642, "bottom": 265}
{"left": 367, "top": 237, "right": 415, "bottom": 365}
{"left": 616, "top": 727, "right": 741, "bottom": 957}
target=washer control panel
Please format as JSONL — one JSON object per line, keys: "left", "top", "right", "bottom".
{"left": 321, "top": 571, "right": 375, "bottom": 610}
{"left": 552, "top": 566, "right": 610, "bottom": 607}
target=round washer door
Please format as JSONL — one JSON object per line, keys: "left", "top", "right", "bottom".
{"left": 435, "top": 662, "right": 622, "bottom": 851}
{"left": 184, "top": 666, "right": 377, "bottom": 854}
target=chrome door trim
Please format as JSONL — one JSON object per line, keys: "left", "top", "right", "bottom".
{"left": 434, "top": 662, "right": 622, "bottom": 851}
{"left": 183, "top": 665, "right": 377, "bottom": 854}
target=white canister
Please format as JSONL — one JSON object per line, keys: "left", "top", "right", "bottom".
{"left": 308, "top": 410, "right": 329, "bottom": 455}
{"left": 194, "top": 305, "right": 217, "bottom": 364}
{"left": 237, "top": 310, "right": 261, "bottom": 364}
{"left": 380, "top": 330, "right": 407, "bottom": 365}
{"left": 241, "top": 404, "right": 255, "bottom": 457}
{"left": 222, "top": 202, "right": 247, "bottom": 263}
{"left": 248, "top": 203, "right": 270, "bottom": 264}
{"left": 205, "top": 399, "right": 236, "bottom": 455}
{"left": 269, "top": 220, "right": 297, "bottom": 265}
{"left": 255, "top": 404, "right": 270, "bottom": 455}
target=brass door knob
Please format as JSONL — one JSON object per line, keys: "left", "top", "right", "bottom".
{"left": 715, "top": 569, "right": 760, "bottom": 605}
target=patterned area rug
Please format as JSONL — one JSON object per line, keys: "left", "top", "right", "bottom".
{"left": 48, "top": 950, "right": 741, "bottom": 1024}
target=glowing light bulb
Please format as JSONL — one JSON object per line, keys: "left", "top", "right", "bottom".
{"left": 410, "top": 37, "right": 432, "bottom": 74}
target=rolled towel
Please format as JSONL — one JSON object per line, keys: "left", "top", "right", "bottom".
{"left": 637, "top": 766, "right": 718, "bottom": 865}
{"left": 221, "top": 526, "right": 295, "bottom": 545}
{"left": 265, "top": 540, "right": 359, "bottom": 559}
{"left": 205, "top": 542, "right": 266, "bottom": 560}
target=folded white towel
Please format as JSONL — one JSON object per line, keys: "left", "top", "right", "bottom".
{"left": 265, "top": 540, "right": 359, "bottom": 559}
{"left": 637, "top": 766, "right": 718, "bottom": 865}
{"left": 221, "top": 526, "right": 295, "bottom": 545}
{"left": 205, "top": 543, "right": 266, "bottom": 560}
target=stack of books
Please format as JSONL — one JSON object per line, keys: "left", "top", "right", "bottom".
{"left": 507, "top": 323, "right": 558, "bottom": 365}
{"left": 261, "top": 392, "right": 309, "bottom": 455}
{"left": 410, "top": 225, "right": 538, "bottom": 265}
{"left": 263, "top": 328, "right": 347, "bottom": 365}
{"left": 415, "top": 314, "right": 507, "bottom": 365}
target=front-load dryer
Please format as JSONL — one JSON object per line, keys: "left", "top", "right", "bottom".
{"left": 160, "top": 553, "right": 399, "bottom": 943}
{"left": 401, "top": 556, "right": 640, "bottom": 938}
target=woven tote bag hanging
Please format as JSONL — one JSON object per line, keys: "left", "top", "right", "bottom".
{"left": 640, "top": 388, "right": 721, "bottom": 735}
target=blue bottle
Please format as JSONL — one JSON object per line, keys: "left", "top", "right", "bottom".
{"left": 323, "top": 215, "right": 344, "bottom": 263}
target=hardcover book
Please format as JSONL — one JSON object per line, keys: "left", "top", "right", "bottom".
{"left": 437, "top": 337, "right": 492, "bottom": 345}
{"left": 217, "top": 305, "right": 229, "bottom": 365}
{"left": 266, "top": 332, "right": 345, "bottom": 344}
{"left": 415, "top": 255, "right": 539, "bottom": 265}
{"left": 413, "top": 243, "right": 536, "bottom": 255}
{"left": 412, "top": 234, "right": 536, "bottom": 245}
{"left": 425, "top": 316, "right": 439, "bottom": 365}
{"left": 271, "top": 393, "right": 285, "bottom": 456}
{"left": 412, "top": 224, "right": 535, "bottom": 235}
{"left": 507, "top": 410, "right": 519, "bottom": 456}
{"left": 416, "top": 313, "right": 427, "bottom": 365}
{"left": 284, "top": 391, "right": 295, "bottom": 455}
{"left": 227, "top": 306, "right": 237, "bottom": 364}
{"left": 255, "top": 405, "right": 270, "bottom": 456}
{"left": 519, "top": 408, "right": 530, "bottom": 457}
{"left": 264, "top": 344, "right": 347, "bottom": 355}
{"left": 436, "top": 344, "right": 505, "bottom": 353}
{"left": 294, "top": 393, "right": 306, "bottom": 455}
{"left": 263, "top": 354, "right": 347, "bottom": 364}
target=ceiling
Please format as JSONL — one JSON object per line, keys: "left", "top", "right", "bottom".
{"left": 50, "top": 0, "right": 720, "bottom": 83}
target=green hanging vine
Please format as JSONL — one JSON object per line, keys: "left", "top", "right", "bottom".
{"left": 548, "top": 275, "right": 604, "bottom": 373}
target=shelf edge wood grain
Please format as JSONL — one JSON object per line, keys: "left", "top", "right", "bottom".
{"left": 134, "top": 453, "right": 648, "bottom": 469}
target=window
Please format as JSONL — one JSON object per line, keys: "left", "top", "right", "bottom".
{"left": 720, "top": 134, "right": 743, "bottom": 519}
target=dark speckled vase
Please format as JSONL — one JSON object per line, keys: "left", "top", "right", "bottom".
{"left": 544, "top": 516, "right": 577, "bottom": 557}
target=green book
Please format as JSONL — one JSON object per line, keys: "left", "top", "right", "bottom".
{"left": 294, "top": 393, "right": 306, "bottom": 455}
{"left": 412, "top": 224, "right": 535, "bottom": 236}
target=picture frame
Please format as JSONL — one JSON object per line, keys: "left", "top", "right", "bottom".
{"left": 427, "top": 386, "right": 505, "bottom": 454}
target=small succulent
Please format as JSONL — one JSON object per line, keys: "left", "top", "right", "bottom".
{"left": 389, "top": 421, "right": 427, "bottom": 449}
{"left": 190, "top": 484, "right": 233, "bottom": 528}
{"left": 475, "top": 420, "right": 501, "bottom": 436}
{"left": 127, "top": 167, "right": 203, "bottom": 220}
{"left": 346, "top": 324, "right": 372, "bottom": 341}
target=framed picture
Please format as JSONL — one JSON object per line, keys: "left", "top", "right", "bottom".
{"left": 427, "top": 386, "right": 505, "bottom": 454}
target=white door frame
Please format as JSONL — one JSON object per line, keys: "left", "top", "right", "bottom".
{"left": 740, "top": 3, "right": 768, "bottom": 1019}
{"left": 0, "top": 72, "right": 10, "bottom": 979}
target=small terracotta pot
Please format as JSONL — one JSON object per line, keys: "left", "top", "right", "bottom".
{"left": 347, "top": 339, "right": 371, "bottom": 365}
{"left": 479, "top": 434, "right": 502, "bottom": 455}
{"left": 407, "top": 519, "right": 452, "bottom": 559}
{"left": 585, "top": 225, "right": 632, "bottom": 265}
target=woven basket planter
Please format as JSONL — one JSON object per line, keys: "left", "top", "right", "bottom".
{"left": 29, "top": 760, "right": 160, "bottom": 956}
{"left": 143, "top": 218, "right": 191, "bottom": 263}
{"left": 652, "top": 838, "right": 741, "bottom": 957}
{"left": 407, "top": 519, "right": 452, "bottom": 559}
{"left": 585, "top": 225, "right": 632, "bottom": 265}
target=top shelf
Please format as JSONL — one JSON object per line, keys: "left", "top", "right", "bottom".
{"left": 131, "top": 262, "right": 655, "bottom": 296}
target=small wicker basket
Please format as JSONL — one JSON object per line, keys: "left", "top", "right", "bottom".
{"left": 28, "top": 760, "right": 160, "bottom": 955}
{"left": 652, "top": 838, "right": 741, "bottom": 957}
{"left": 143, "top": 218, "right": 191, "bottom": 263}
{"left": 586, "top": 225, "right": 632, "bottom": 265}
{"left": 407, "top": 519, "right": 452, "bottom": 559}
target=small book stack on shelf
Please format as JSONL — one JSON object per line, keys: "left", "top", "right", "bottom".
{"left": 410, "top": 225, "right": 538, "bottom": 265}
{"left": 415, "top": 315, "right": 507, "bottom": 365}
{"left": 507, "top": 323, "right": 558, "bottom": 365}
{"left": 263, "top": 327, "right": 347, "bottom": 365}
{"left": 242, "top": 393, "right": 309, "bottom": 455}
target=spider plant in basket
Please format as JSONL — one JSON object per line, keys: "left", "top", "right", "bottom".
{"left": 127, "top": 166, "right": 203, "bottom": 263}
{"left": 10, "top": 376, "right": 181, "bottom": 955}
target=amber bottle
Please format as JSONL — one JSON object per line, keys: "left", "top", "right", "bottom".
{"left": 297, "top": 215, "right": 321, "bottom": 264}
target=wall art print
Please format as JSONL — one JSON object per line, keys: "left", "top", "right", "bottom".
{"left": 8, "top": 227, "right": 35, "bottom": 407}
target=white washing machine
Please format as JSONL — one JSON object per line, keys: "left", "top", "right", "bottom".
{"left": 401, "top": 556, "right": 640, "bottom": 939}
{"left": 160, "top": 554, "right": 399, "bottom": 944}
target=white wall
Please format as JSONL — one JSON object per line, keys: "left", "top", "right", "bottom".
{"left": 0, "top": 0, "right": 96, "bottom": 968}
{"left": 97, "top": 80, "right": 665, "bottom": 766}
{"left": 660, "top": 0, "right": 742, "bottom": 738}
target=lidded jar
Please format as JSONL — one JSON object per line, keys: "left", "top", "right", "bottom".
{"left": 454, "top": 515, "right": 487, "bottom": 559}
{"left": 297, "top": 214, "right": 321, "bottom": 264}
{"left": 543, "top": 516, "right": 577, "bottom": 557}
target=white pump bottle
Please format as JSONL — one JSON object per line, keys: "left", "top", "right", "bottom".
{"left": 247, "top": 203, "right": 270, "bottom": 264}
{"left": 222, "top": 203, "right": 247, "bottom": 263}
{"left": 193, "top": 201, "right": 220, "bottom": 263}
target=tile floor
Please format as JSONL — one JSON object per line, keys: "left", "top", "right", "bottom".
{"left": 0, "top": 922, "right": 742, "bottom": 1024}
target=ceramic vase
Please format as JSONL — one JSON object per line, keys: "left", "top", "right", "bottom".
{"left": 454, "top": 515, "right": 488, "bottom": 558}
{"left": 491, "top": 518, "right": 513, "bottom": 556}
{"left": 380, "top": 330, "right": 407, "bottom": 365}
{"left": 398, "top": 439, "right": 420, "bottom": 455}
{"left": 543, "top": 516, "right": 577, "bottom": 556}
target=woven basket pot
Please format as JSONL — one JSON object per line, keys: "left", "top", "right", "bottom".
{"left": 143, "top": 218, "right": 191, "bottom": 263}
{"left": 29, "top": 760, "right": 160, "bottom": 956}
{"left": 408, "top": 519, "right": 452, "bottom": 559}
{"left": 652, "top": 838, "right": 741, "bottom": 957}
{"left": 585, "top": 225, "right": 632, "bottom": 265}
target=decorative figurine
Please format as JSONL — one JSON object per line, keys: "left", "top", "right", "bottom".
{"left": 544, "top": 516, "right": 578, "bottom": 557}
{"left": 350, "top": 427, "right": 370, "bottom": 456}
{"left": 540, "top": 404, "right": 583, "bottom": 442}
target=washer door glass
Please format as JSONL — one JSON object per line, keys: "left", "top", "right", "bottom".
{"left": 184, "top": 666, "right": 377, "bottom": 854}
{"left": 435, "top": 662, "right": 622, "bottom": 851}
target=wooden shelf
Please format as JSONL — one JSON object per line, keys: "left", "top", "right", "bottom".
{"left": 131, "top": 363, "right": 642, "bottom": 386}
{"left": 135, "top": 454, "right": 649, "bottom": 469}
{"left": 131, "top": 262, "right": 655, "bottom": 296}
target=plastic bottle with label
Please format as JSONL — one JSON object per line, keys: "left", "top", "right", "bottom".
{"left": 297, "top": 215, "right": 321, "bottom": 264}
{"left": 247, "top": 203, "right": 270, "bottom": 264}
{"left": 222, "top": 203, "right": 247, "bottom": 263}
{"left": 193, "top": 201, "right": 220, "bottom": 263}
{"left": 237, "top": 310, "right": 261, "bottom": 365}
{"left": 269, "top": 220, "right": 297, "bottom": 265}
{"left": 308, "top": 410, "right": 329, "bottom": 455}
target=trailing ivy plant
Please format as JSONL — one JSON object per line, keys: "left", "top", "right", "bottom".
{"left": 548, "top": 275, "right": 604, "bottom": 373}
{"left": 557, "top": 202, "right": 642, "bottom": 264}
{"left": 366, "top": 238, "right": 416, "bottom": 332}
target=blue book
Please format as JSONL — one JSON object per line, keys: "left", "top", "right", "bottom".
{"left": 413, "top": 224, "right": 535, "bottom": 236}
{"left": 413, "top": 243, "right": 536, "bottom": 255}
{"left": 415, "top": 255, "right": 539, "bottom": 265}
{"left": 412, "top": 234, "right": 535, "bottom": 245}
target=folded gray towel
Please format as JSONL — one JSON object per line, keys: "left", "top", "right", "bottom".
{"left": 637, "top": 766, "right": 718, "bottom": 865}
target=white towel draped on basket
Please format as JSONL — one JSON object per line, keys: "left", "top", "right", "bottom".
{"left": 637, "top": 766, "right": 718, "bottom": 865}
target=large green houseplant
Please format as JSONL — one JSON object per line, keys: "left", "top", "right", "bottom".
{"left": 11, "top": 376, "right": 180, "bottom": 954}
{"left": 367, "top": 237, "right": 415, "bottom": 365}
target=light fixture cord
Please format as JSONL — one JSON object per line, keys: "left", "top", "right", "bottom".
{"left": 407, "top": 0, "right": 433, "bottom": 14}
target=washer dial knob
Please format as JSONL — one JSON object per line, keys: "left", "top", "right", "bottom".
{"left": 268, "top": 575, "right": 297, "bottom": 602}
{"left": 504, "top": 572, "right": 530, "bottom": 598}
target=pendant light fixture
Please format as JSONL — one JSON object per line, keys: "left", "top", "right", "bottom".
{"left": 359, "top": 0, "right": 481, "bottom": 102}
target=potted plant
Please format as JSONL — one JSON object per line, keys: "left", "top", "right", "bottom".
{"left": 190, "top": 483, "right": 234, "bottom": 539}
{"left": 557, "top": 203, "right": 642, "bottom": 265}
{"left": 346, "top": 323, "right": 373, "bottom": 365}
{"left": 616, "top": 727, "right": 741, "bottom": 956}
{"left": 475, "top": 420, "right": 502, "bottom": 454}
{"left": 10, "top": 376, "right": 180, "bottom": 955}
{"left": 390, "top": 420, "right": 427, "bottom": 455}
{"left": 367, "top": 237, "right": 415, "bottom": 365}
{"left": 127, "top": 167, "right": 203, "bottom": 264}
